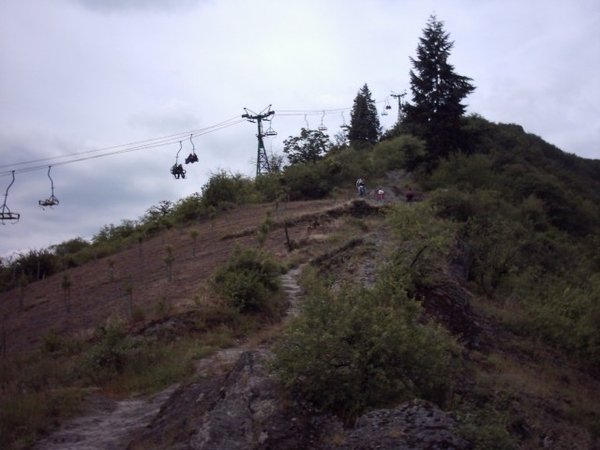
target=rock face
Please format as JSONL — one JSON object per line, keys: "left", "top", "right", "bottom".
{"left": 420, "top": 277, "right": 482, "bottom": 349}
{"left": 128, "top": 350, "right": 470, "bottom": 450}
{"left": 322, "top": 401, "right": 471, "bottom": 450}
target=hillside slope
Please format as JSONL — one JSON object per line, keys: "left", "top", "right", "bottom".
{"left": 2, "top": 114, "right": 600, "bottom": 449}
{"left": 26, "top": 195, "right": 600, "bottom": 450}
{"left": 0, "top": 199, "right": 336, "bottom": 356}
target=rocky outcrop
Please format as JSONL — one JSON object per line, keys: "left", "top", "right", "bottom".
{"left": 128, "top": 349, "right": 470, "bottom": 450}
{"left": 419, "top": 277, "right": 483, "bottom": 349}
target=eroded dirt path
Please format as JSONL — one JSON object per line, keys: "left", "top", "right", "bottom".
{"left": 34, "top": 266, "right": 305, "bottom": 450}
{"left": 34, "top": 386, "right": 178, "bottom": 450}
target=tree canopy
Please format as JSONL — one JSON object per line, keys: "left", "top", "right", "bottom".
{"left": 283, "top": 128, "right": 331, "bottom": 165}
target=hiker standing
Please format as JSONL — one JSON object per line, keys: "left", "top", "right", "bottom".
{"left": 356, "top": 178, "right": 365, "bottom": 197}
{"left": 406, "top": 187, "right": 414, "bottom": 204}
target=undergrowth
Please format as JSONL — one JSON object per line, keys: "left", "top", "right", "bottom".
{"left": 0, "top": 301, "right": 265, "bottom": 449}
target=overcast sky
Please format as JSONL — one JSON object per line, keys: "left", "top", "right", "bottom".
{"left": 1, "top": 0, "right": 599, "bottom": 259}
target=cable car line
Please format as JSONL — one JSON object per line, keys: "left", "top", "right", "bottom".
{"left": 0, "top": 117, "right": 244, "bottom": 178}
{"left": 1, "top": 99, "right": 390, "bottom": 180}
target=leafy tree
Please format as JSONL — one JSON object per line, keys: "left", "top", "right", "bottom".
{"left": 403, "top": 15, "right": 475, "bottom": 165}
{"left": 51, "top": 237, "right": 91, "bottom": 256}
{"left": 283, "top": 128, "right": 331, "bottom": 165}
{"left": 9, "top": 249, "right": 58, "bottom": 285}
{"left": 145, "top": 200, "right": 174, "bottom": 221}
{"left": 93, "top": 220, "right": 139, "bottom": 244}
{"left": 267, "top": 151, "right": 285, "bottom": 173}
{"left": 348, "top": 83, "right": 381, "bottom": 147}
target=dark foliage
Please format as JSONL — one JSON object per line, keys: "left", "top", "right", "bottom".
{"left": 283, "top": 128, "right": 331, "bottom": 165}
{"left": 403, "top": 15, "right": 475, "bottom": 167}
{"left": 213, "top": 246, "right": 283, "bottom": 316}
{"left": 348, "top": 83, "right": 382, "bottom": 147}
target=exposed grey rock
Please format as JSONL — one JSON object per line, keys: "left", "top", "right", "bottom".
{"left": 34, "top": 385, "right": 178, "bottom": 450}
{"left": 129, "top": 350, "right": 471, "bottom": 450}
{"left": 318, "top": 400, "right": 470, "bottom": 450}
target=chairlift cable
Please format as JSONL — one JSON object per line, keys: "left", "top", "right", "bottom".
{"left": 0, "top": 115, "right": 241, "bottom": 171}
{"left": 0, "top": 118, "right": 244, "bottom": 178}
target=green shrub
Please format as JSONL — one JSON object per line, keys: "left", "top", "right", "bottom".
{"left": 370, "top": 135, "right": 426, "bottom": 175}
{"left": 458, "top": 411, "right": 517, "bottom": 450}
{"left": 272, "top": 268, "right": 459, "bottom": 423}
{"left": 281, "top": 162, "right": 335, "bottom": 200}
{"left": 81, "top": 318, "right": 127, "bottom": 383}
{"left": 213, "top": 246, "right": 284, "bottom": 316}
{"left": 171, "top": 192, "right": 203, "bottom": 223}
{"left": 255, "top": 173, "right": 287, "bottom": 203}
{"left": 425, "top": 153, "right": 495, "bottom": 193}
{"left": 200, "top": 170, "right": 256, "bottom": 209}
{"left": 388, "top": 202, "right": 459, "bottom": 290}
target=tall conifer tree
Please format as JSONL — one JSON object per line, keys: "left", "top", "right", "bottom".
{"left": 348, "top": 83, "right": 381, "bottom": 147}
{"left": 404, "top": 15, "right": 475, "bottom": 164}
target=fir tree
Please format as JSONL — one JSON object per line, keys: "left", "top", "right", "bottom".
{"left": 404, "top": 15, "right": 475, "bottom": 165}
{"left": 348, "top": 83, "right": 381, "bottom": 147}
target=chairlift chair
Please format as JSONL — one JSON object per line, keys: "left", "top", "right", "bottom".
{"left": 171, "top": 164, "right": 186, "bottom": 179}
{"left": 39, "top": 197, "right": 59, "bottom": 208}
{"left": 38, "top": 166, "right": 59, "bottom": 209}
{"left": 340, "top": 111, "right": 350, "bottom": 131}
{"left": 318, "top": 111, "right": 328, "bottom": 132}
{"left": 171, "top": 141, "right": 187, "bottom": 179}
{"left": 1, "top": 171, "right": 20, "bottom": 224}
{"left": 185, "top": 134, "right": 199, "bottom": 164}
{"left": 382, "top": 98, "right": 391, "bottom": 116}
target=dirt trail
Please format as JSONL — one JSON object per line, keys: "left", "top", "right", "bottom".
{"left": 33, "top": 386, "right": 178, "bottom": 450}
{"left": 33, "top": 266, "right": 305, "bottom": 450}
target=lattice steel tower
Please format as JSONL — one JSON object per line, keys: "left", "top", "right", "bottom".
{"left": 242, "top": 105, "right": 275, "bottom": 176}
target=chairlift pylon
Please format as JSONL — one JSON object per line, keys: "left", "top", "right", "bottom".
{"left": 171, "top": 141, "right": 186, "bottom": 179}
{"left": 1, "top": 170, "right": 20, "bottom": 224}
{"left": 185, "top": 134, "right": 199, "bottom": 164}
{"left": 38, "top": 166, "right": 59, "bottom": 209}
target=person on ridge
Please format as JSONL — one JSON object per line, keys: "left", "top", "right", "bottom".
{"left": 356, "top": 178, "right": 366, "bottom": 196}
{"left": 406, "top": 187, "right": 414, "bottom": 204}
